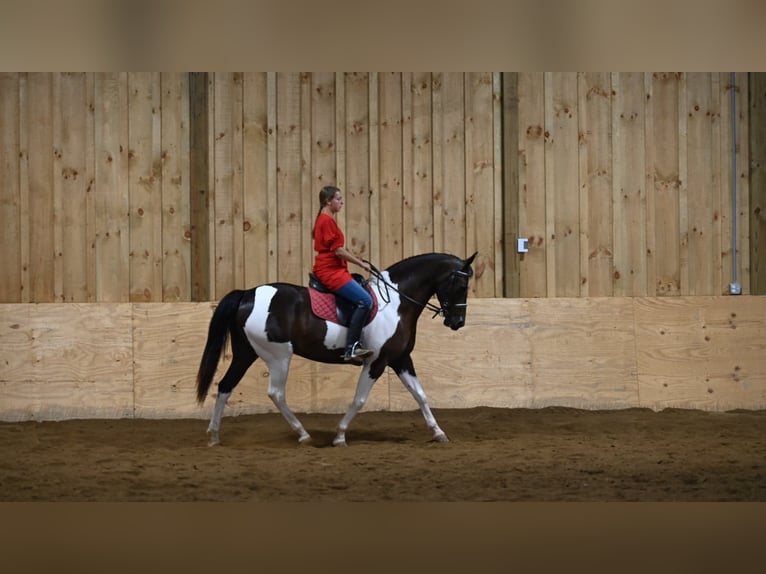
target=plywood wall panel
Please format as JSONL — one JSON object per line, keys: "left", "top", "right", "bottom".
{"left": 635, "top": 296, "right": 766, "bottom": 410}
{"left": 0, "top": 303, "right": 133, "bottom": 393}
{"left": 2, "top": 297, "right": 766, "bottom": 421}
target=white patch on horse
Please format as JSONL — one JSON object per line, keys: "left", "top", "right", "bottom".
{"left": 244, "top": 285, "right": 294, "bottom": 362}
{"left": 362, "top": 271, "right": 402, "bottom": 352}
{"left": 322, "top": 321, "right": 346, "bottom": 350}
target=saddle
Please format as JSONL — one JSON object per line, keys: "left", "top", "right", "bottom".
{"left": 308, "top": 273, "right": 378, "bottom": 326}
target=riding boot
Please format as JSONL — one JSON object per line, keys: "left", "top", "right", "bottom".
{"left": 343, "top": 303, "right": 373, "bottom": 363}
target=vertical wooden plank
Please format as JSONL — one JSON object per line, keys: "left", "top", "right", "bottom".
{"left": 492, "top": 72, "right": 504, "bottom": 297}
{"left": 231, "top": 73, "right": 245, "bottom": 291}
{"left": 300, "top": 72, "right": 314, "bottom": 283}
{"left": 26, "top": 72, "right": 55, "bottom": 302}
{"left": 56, "top": 72, "right": 89, "bottom": 302}
{"left": 439, "top": 72, "right": 466, "bottom": 259}
{"left": 686, "top": 72, "right": 715, "bottom": 295}
{"left": 242, "top": 72, "right": 269, "bottom": 288}
{"left": 266, "top": 73, "right": 278, "bottom": 283}
{"left": 94, "top": 72, "right": 129, "bottom": 302}
{"left": 52, "top": 74, "right": 64, "bottom": 302}
{"left": 213, "top": 72, "right": 235, "bottom": 296}
{"left": 84, "top": 73, "right": 96, "bottom": 302}
{"left": 577, "top": 72, "right": 613, "bottom": 297}
{"left": 411, "top": 72, "right": 433, "bottom": 256}
{"left": 678, "top": 73, "right": 690, "bottom": 295}
{"left": 0, "top": 73, "right": 21, "bottom": 302}
{"left": 161, "top": 72, "right": 191, "bottom": 301}
{"left": 466, "top": 72, "right": 497, "bottom": 297}
{"left": 401, "top": 73, "right": 413, "bottom": 258}
{"left": 377, "top": 72, "right": 404, "bottom": 267}
{"left": 517, "top": 72, "right": 546, "bottom": 297}
{"left": 710, "top": 72, "right": 723, "bottom": 295}
{"left": 276, "top": 72, "right": 303, "bottom": 285}
{"left": 544, "top": 72, "right": 580, "bottom": 297}
{"left": 736, "top": 73, "right": 750, "bottom": 294}
{"left": 750, "top": 73, "right": 766, "bottom": 294}
{"left": 649, "top": 72, "right": 681, "bottom": 296}
{"left": 643, "top": 73, "right": 656, "bottom": 297}
{"left": 368, "top": 73, "right": 380, "bottom": 268}
{"left": 612, "top": 72, "right": 647, "bottom": 296}
{"left": 502, "top": 72, "right": 520, "bottom": 298}
{"left": 189, "top": 72, "right": 211, "bottom": 301}
{"left": 18, "top": 74, "right": 30, "bottom": 303}
{"left": 721, "top": 73, "right": 750, "bottom": 295}
{"left": 311, "top": 71, "right": 337, "bottom": 192}
{"left": 334, "top": 72, "right": 347, "bottom": 234}
{"left": 344, "top": 72, "right": 371, "bottom": 262}
{"left": 431, "top": 72, "right": 444, "bottom": 255}
{"left": 128, "top": 72, "right": 162, "bottom": 302}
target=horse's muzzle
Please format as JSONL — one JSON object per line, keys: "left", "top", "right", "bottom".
{"left": 445, "top": 316, "right": 465, "bottom": 330}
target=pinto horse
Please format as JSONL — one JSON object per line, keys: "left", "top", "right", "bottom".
{"left": 196, "top": 252, "right": 477, "bottom": 447}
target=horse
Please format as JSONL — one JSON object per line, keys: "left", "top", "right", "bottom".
{"left": 196, "top": 251, "right": 477, "bottom": 447}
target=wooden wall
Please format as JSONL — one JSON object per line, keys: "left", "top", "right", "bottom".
{"left": 0, "top": 72, "right": 761, "bottom": 303}
{"left": 509, "top": 72, "right": 753, "bottom": 297}
{"left": 1, "top": 297, "right": 765, "bottom": 421}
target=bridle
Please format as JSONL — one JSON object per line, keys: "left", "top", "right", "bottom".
{"left": 366, "top": 261, "right": 471, "bottom": 319}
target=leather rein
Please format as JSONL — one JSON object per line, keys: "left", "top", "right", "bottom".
{"left": 365, "top": 261, "right": 470, "bottom": 319}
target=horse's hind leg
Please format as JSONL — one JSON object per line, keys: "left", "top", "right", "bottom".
{"left": 265, "top": 357, "right": 311, "bottom": 444}
{"left": 207, "top": 337, "right": 256, "bottom": 446}
{"left": 392, "top": 355, "right": 448, "bottom": 443}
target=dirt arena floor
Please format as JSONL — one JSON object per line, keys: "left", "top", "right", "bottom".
{"left": 2, "top": 406, "right": 766, "bottom": 501}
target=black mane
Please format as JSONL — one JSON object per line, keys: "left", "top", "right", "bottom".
{"left": 385, "top": 252, "right": 462, "bottom": 283}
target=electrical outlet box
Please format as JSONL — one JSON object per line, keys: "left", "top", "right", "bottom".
{"left": 517, "top": 238, "right": 529, "bottom": 253}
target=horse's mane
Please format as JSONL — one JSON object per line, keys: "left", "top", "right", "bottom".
{"left": 385, "top": 252, "right": 461, "bottom": 278}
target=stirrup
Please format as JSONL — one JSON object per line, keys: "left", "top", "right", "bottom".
{"left": 344, "top": 342, "right": 373, "bottom": 362}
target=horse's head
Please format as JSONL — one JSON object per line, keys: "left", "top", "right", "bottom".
{"left": 435, "top": 252, "right": 477, "bottom": 330}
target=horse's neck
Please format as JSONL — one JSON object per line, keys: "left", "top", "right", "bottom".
{"left": 389, "top": 257, "right": 450, "bottom": 304}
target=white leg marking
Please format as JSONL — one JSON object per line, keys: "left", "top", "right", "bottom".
{"left": 397, "top": 369, "right": 448, "bottom": 443}
{"left": 334, "top": 366, "right": 377, "bottom": 447}
{"left": 207, "top": 391, "right": 231, "bottom": 446}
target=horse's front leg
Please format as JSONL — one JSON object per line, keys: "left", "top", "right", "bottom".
{"left": 392, "top": 355, "right": 448, "bottom": 443}
{"left": 333, "top": 366, "right": 378, "bottom": 447}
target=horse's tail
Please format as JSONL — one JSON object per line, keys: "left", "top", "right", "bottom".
{"left": 196, "top": 289, "right": 246, "bottom": 404}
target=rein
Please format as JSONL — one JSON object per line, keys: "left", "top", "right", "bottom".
{"left": 365, "top": 261, "right": 469, "bottom": 319}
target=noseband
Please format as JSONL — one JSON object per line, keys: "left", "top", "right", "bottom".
{"left": 367, "top": 262, "right": 471, "bottom": 319}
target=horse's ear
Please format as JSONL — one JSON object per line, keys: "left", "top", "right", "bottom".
{"left": 464, "top": 252, "right": 478, "bottom": 268}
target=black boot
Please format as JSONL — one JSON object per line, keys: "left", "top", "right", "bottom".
{"left": 343, "top": 303, "right": 373, "bottom": 364}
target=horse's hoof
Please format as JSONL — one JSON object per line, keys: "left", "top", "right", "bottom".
{"left": 207, "top": 437, "right": 221, "bottom": 447}
{"left": 332, "top": 438, "right": 348, "bottom": 447}
{"left": 298, "top": 435, "right": 313, "bottom": 446}
{"left": 432, "top": 433, "right": 449, "bottom": 444}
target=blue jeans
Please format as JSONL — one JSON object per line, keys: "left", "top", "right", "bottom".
{"left": 335, "top": 279, "right": 373, "bottom": 310}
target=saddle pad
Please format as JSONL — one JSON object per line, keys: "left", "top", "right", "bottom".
{"left": 308, "top": 285, "right": 379, "bottom": 325}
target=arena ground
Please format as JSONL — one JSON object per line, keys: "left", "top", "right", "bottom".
{"left": 2, "top": 406, "right": 765, "bottom": 501}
